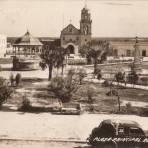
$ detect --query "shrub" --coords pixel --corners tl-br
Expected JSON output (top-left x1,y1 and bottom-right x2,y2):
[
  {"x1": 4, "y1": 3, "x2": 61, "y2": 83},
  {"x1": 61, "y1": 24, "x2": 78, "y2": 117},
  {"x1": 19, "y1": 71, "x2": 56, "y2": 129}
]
[
  {"x1": 106, "y1": 89, "x2": 118, "y2": 96},
  {"x1": 89, "y1": 105, "x2": 94, "y2": 112},
  {"x1": 139, "y1": 107, "x2": 148, "y2": 116},
  {"x1": 140, "y1": 77, "x2": 148, "y2": 85},
  {"x1": 95, "y1": 68, "x2": 102, "y2": 80},
  {"x1": 50, "y1": 70, "x2": 79, "y2": 103},
  {"x1": 77, "y1": 68, "x2": 87, "y2": 85},
  {"x1": 102, "y1": 80, "x2": 110, "y2": 87},
  {"x1": 19, "y1": 96, "x2": 31, "y2": 111},
  {"x1": 86, "y1": 85, "x2": 96, "y2": 103},
  {"x1": 9, "y1": 73, "x2": 14, "y2": 87},
  {"x1": 0, "y1": 77, "x2": 13, "y2": 108},
  {"x1": 126, "y1": 102, "x2": 132, "y2": 111},
  {"x1": 15, "y1": 73, "x2": 21, "y2": 87},
  {"x1": 115, "y1": 71, "x2": 124, "y2": 83}
]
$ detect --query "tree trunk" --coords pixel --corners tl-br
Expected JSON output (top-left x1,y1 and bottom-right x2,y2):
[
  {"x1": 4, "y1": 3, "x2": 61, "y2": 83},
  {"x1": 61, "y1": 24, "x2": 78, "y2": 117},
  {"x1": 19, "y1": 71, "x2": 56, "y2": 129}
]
[
  {"x1": 57, "y1": 68, "x2": 59, "y2": 76},
  {"x1": 117, "y1": 84, "x2": 120, "y2": 112},
  {"x1": 61, "y1": 64, "x2": 64, "y2": 76},
  {"x1": 48, "y1": 64, "x2": 53, "y2": 80},
  {"x1": 117, "y1": 95, "x2": 121, "y2": 112},
  {"x1": 94, "y1": 58, "x2": 97, "y2": 74}
]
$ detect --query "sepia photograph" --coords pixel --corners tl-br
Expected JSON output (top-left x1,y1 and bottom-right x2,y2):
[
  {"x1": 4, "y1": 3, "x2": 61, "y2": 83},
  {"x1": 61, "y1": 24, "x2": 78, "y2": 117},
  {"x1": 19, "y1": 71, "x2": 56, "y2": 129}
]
[{"x1": 0, "y1": 0, "x2": 148, "y2": 147}]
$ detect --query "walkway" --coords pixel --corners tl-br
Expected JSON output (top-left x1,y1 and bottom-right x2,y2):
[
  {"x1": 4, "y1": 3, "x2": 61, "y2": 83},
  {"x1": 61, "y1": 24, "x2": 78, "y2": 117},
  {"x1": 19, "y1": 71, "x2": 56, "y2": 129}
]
[{"x1": 85, "y1": 77, "x2": 148, "y2": 91}]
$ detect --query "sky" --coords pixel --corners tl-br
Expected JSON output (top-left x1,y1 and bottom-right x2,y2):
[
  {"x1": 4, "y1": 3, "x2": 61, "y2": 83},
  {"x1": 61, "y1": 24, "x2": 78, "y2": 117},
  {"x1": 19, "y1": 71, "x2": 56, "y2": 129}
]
[{"x1": 0, "y1": 0, "x2": 148, "y2": 37}]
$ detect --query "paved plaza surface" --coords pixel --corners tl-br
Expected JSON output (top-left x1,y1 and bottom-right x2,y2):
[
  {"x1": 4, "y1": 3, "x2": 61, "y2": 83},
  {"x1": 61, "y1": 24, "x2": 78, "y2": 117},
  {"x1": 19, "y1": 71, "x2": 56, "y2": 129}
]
[
  {"x1": 0, "y1": 112, "x2": 148, "y2": 147},
  {"x1": 0, "y1": 112, "x2": 148, "y2": 141},
  {"x1": 0, "y1": 140, "x2": 88, "y2": 148}
]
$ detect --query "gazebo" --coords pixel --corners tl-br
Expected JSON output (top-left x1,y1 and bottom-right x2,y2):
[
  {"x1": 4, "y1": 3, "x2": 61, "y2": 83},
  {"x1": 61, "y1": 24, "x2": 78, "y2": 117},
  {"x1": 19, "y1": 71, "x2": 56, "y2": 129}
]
[{"x1": 13, "y1": 30, "x2": 43, "y2": 57}]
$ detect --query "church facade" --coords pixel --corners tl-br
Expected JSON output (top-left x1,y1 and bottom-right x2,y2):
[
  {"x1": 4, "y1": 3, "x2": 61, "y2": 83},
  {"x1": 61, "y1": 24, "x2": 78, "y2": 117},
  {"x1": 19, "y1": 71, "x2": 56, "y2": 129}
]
[
  {"x1": 60, "y1": 6, "x2": 148, "y2": 58},
  {"x1": 60, "y1": 6, "x2": 92, "y2": 55}
]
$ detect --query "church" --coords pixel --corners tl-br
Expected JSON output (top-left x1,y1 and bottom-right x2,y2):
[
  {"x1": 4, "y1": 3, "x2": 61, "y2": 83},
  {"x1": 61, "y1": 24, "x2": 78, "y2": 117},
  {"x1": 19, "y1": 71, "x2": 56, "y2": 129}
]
[
  {"x1": 60, "y1": 5, "x2": 148, "y2": 58},
  {"x1": 60, "y1": 6, "x2": 92, "y2": 56}
]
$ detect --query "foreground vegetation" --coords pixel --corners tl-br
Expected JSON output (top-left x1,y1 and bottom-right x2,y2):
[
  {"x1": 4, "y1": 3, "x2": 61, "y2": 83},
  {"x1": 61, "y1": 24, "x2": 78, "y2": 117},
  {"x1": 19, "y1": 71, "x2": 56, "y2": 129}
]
[
  {"x1": 1, "y1": 73, "x2": 146, "y2": 116},
  {"x1": 0, "y1": 57, "x2": 148, "y2": 116}
]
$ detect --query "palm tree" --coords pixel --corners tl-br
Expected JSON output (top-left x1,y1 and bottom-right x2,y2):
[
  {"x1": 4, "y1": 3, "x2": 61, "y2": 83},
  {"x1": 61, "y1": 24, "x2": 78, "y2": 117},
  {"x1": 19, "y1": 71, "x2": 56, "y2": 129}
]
[
  {"x1": 40, "y1": 46, "x2": 67, "y2": 80},
  {"x1": 80, "y1": 40, "x2": 110, "y2": 74},
  {"x1": 55, "y1": 47, "x2": 67, "y2": 75}
]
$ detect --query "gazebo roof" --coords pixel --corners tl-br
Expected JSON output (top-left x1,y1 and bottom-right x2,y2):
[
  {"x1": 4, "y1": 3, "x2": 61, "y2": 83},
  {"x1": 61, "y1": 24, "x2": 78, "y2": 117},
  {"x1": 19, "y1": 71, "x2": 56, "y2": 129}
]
[{"x1": 14, "y1": 30, "x2": 43, "y2": 46}]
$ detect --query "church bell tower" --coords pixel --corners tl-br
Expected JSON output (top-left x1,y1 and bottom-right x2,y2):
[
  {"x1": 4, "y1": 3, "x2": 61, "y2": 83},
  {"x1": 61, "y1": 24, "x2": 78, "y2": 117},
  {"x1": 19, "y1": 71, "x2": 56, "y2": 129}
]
[{"x1": 80, "y1": 5, "x2": 92, "y2": 47}]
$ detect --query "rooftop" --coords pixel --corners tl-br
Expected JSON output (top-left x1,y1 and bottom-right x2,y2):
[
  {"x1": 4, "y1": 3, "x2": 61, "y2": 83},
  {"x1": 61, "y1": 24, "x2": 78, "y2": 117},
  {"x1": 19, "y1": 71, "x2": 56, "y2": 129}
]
[{"x1": 13, "y1": 30, "x2": 43, "y2": 46}]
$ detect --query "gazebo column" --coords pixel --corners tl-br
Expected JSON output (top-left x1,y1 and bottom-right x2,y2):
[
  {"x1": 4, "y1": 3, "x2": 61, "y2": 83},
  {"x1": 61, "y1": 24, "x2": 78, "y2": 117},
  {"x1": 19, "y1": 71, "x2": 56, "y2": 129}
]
[
  {"x1": 13, "y1": 46, "x2": 15, "y2": 55},
  {"x1": 39, "y1": 46, "x2": 41, "y2": 53},
  {"x1": 32, "y1": 46, "x2": 34, "y2": 55},
  {"x1": 35, "y1": 46, "x2": 37, "y2": 55},
  {"x1": 30, "y1": 47, "x2": 32, "y2": 55},
  {"x1": 18, "y1": 47, "x2": 20, "y2": 55},
  {"x1": 15, "y1": 46, "x2": 16, "y2": 55},
  {"x1": 24, "y1": 46, "x2": 26, "y2": 56}
]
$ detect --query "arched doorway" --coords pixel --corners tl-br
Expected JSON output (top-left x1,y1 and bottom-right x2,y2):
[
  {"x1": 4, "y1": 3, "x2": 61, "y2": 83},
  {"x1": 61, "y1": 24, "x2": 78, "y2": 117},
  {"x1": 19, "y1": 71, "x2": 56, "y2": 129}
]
[
  {"x1": 142, "y1": 50, "x2": 146, "y2": 57},
  {"x1": 67, "y1": 45, "x2": 75, "y2": 54}
]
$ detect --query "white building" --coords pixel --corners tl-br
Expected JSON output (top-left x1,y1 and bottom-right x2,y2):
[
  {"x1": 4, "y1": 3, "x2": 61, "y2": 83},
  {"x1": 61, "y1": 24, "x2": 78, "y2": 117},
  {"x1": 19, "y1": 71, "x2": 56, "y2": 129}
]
[{"x1": 0, "y1": 34, "x2": 7, "y2": 58}]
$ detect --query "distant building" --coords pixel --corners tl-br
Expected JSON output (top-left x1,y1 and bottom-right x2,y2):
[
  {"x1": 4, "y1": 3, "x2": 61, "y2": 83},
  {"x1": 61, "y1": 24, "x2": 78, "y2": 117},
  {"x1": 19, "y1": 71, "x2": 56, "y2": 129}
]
[
  {"x1": 39, "y1": 37, "x2": 60, "y2": 51},
  {"x1": 105, "y1": 37, "x2": 148, "y2": 58},
  {"x1": 0, "y1": 34, "x2": 7, "y2": 57}
]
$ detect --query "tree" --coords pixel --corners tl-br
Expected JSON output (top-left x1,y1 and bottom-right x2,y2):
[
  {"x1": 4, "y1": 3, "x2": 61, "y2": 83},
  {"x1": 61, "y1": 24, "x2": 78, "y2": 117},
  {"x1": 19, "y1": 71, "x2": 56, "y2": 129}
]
[
  {"x1": 55, "y1": 47, "x2": 67, "y2": 75},
  {"x1": 15, "y1": 73, "x2": 21, "y2": 87},
  {"x1": 40, "y1": 45, "x2": 67, "y2": 80},
  {"x1": 115, "y1": 71, "x2": 124, "y2": 85},
  {"x1": 9, "y1": 73, "x2": 14, "y2": 87},
  {"x1": 0, "y1": 77, "x2": 13, "y2": 108},
  {"x1": 50, "y1": 69, "x2": 79, "y2": 103},
  {"x1": 80, "y1": 40, "x2": 110, "y2": 74}
]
